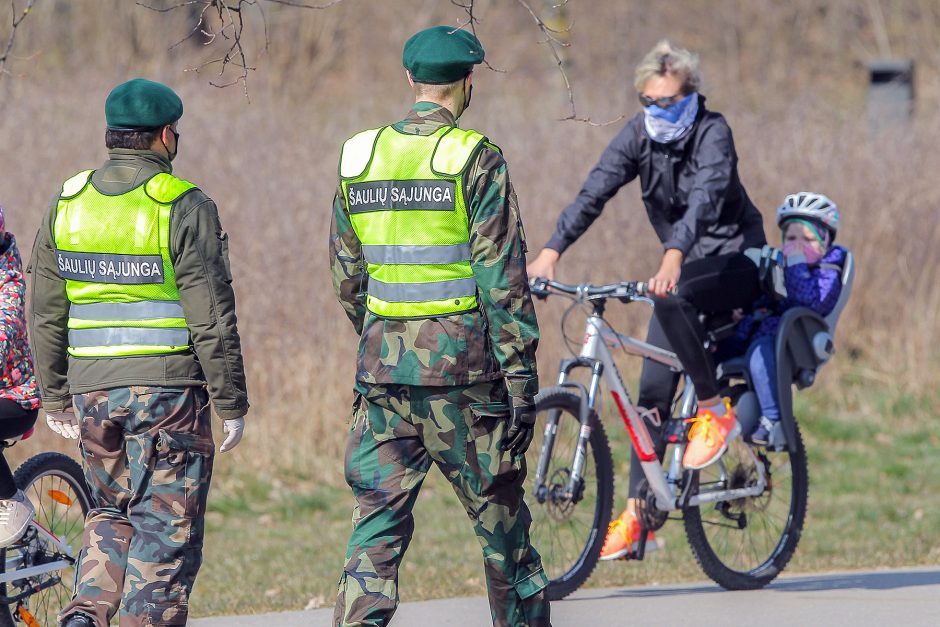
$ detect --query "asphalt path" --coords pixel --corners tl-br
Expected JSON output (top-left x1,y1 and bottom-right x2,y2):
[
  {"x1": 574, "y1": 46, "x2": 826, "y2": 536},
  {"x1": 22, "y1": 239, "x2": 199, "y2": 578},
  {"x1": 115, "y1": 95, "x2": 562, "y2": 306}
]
[{"x1": 191, "y1": 566, "x2": 940, "y2": 626}]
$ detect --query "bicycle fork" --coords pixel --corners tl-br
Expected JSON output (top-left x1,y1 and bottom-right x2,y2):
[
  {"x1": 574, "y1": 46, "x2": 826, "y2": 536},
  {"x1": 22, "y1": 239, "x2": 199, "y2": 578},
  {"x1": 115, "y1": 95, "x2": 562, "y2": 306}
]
[{"x1": 533, "y1": 360, "x2": 601, "y2": 504}]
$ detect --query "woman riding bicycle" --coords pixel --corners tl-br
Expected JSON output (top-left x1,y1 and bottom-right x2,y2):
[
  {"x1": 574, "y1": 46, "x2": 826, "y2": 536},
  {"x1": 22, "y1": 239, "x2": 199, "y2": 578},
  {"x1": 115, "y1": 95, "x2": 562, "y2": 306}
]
[
  {"x1": 527, "y1": 40, "x2": 767, "y2": 560},
  {"x1": 0, "y1": 206, "x2": 41, "y2": 547}
]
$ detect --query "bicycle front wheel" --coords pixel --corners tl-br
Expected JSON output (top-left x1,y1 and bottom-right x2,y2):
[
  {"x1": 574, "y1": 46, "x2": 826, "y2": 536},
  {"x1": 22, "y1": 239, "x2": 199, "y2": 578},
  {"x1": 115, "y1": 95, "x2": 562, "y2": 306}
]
[
  {"x1": 682, "y1": 423, "x2": 809, "y2": 590},
  {"x1": 524, "y1": 388, "x2": 613, "y2": 601},
  {"x1": 0, "y1": 452, "x2": 92, "y2": 626}
]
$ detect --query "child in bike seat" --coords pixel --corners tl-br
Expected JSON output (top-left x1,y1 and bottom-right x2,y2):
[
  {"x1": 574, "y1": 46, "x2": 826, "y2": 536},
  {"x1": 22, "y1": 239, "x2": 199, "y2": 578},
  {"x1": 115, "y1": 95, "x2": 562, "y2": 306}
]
[
  {"x1": 734, "y1": 192, "x2": 847, "y2": 447},
  {"x1": 0, "y1": 207, "x2": 40, "y2": 547}
]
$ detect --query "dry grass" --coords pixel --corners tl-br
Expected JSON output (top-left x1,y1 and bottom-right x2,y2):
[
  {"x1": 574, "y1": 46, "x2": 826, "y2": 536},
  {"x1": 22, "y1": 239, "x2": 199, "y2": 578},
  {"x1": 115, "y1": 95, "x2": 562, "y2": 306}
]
[
  {"x1": 0, "y1": 0, "x2": 939, "y2": 613},
  {"x1": 0, "y1": 0, "x2": 936, "y2": 474}
]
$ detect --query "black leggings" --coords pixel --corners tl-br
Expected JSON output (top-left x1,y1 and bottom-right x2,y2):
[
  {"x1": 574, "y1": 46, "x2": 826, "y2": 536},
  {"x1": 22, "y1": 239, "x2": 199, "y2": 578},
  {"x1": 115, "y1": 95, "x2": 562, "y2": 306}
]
[
  {"x1": 0, "y1": 399, "x2": 39, "y2": 499},
  {"x1": 628, "y1": 253, "x2": 760, "y2": 499}
]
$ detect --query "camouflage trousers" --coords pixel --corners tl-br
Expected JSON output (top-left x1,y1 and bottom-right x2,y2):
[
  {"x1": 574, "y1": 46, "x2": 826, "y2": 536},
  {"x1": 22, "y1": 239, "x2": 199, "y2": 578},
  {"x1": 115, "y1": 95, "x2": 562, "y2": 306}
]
[
  {"x1": 334, "y1": 380, "x2": 550, "y2": 627},
  {"x1": 61, "y1": 386, "x2": 214, "y2": 627}
]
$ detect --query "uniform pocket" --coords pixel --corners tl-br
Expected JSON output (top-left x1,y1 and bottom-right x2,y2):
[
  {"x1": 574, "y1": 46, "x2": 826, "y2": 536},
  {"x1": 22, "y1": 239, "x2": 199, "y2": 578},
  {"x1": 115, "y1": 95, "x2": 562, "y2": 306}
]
[
  {"x1": 146, "y1": 600, "x2": 188, "y2": 626},
  {"x1": 468, "y1": 401, "x2": 511, "y2": 440},
  {"x1": 218, "y1": 231, "x2": 233, "y2": 283},
  {"x1": 151, "y1": 429, "x2": 214, "y2": 519}
]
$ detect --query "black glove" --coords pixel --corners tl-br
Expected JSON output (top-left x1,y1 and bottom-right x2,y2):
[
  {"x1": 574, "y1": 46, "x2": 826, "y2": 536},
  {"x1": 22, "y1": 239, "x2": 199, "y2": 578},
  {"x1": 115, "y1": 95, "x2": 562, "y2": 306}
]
[{"x1": 501, "y1": 401, "x2": 537, "y2": 456}]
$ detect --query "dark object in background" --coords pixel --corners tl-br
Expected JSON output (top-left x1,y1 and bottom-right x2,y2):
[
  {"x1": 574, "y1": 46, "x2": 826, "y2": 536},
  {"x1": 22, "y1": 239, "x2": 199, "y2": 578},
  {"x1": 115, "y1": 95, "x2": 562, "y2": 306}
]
[{"x1": 868, "y1": 59, "x2": 914, "y2": 134}]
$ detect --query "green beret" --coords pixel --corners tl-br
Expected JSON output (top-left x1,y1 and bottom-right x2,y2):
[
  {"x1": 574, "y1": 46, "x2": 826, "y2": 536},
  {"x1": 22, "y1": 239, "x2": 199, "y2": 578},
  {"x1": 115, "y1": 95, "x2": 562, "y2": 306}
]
[
  {"x1": 403, "y1": 26, "x2": 485, "y2": 84},
  {"x1": 105, "y1": 78, "x2": 183, "y2": 131}
]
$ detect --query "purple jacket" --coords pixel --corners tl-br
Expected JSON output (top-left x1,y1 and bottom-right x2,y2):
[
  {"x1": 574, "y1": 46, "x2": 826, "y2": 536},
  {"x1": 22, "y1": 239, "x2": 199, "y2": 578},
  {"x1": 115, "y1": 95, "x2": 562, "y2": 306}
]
[{"x1": 736, "y1": 245, "x2": 848, "y2": 341}]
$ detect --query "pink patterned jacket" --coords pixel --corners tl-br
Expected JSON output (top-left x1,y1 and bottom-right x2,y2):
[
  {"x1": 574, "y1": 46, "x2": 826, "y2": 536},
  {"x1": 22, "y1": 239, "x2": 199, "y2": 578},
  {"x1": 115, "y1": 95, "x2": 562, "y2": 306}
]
[{"x1": 0, "y1": 234, "x2": 40, "y2": 410}]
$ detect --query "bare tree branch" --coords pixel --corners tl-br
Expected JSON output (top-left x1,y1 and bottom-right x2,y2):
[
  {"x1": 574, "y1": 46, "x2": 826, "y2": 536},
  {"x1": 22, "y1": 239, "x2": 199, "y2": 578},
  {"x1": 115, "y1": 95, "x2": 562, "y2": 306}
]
[
  {"x1": 514, "y1": 0, "x2": 621, "y2": 125},
  {"x1": 140, "y1": 0, "x2": 617, "y2": 124},
  {"x1": 0, "y1": 0, "x2": 37, "y2": 80},
  {"x1": 449, "y1": 0, "x2": 506, "y2": 73},
  {"x1": 454, "y1": 0, "x2": 619, "y2": 125},
  {"x1": 139, "y1": 0, "x2": 342, "y2": 97}
]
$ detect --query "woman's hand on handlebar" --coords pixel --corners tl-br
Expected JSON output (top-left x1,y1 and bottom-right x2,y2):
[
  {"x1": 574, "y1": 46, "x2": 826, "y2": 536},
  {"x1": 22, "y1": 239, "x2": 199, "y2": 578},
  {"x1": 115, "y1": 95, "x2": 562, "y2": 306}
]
[
  {"x1": 648, "y1": 249, "x2": 683, "y2": 298},
  {"x1": 526, "y1": 248, "x2": 560, "y2": 281}
]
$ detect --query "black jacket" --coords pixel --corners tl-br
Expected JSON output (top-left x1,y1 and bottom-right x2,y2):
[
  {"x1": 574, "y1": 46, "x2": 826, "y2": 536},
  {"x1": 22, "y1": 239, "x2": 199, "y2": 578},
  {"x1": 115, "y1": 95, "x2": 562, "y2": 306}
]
[{"x1": 546, "y1": 96, "x2": 766, "y2": 261}]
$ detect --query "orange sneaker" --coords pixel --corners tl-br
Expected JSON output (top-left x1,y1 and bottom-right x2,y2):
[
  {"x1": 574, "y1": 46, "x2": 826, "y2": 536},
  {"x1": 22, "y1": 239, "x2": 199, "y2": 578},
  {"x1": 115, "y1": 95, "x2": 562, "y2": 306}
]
[
  {"x1": 682, "y1": 398, "x2": 741, "y2": 470},
  {"x1": 599, "y1": 510, "x2": 658, "y2": 561}
]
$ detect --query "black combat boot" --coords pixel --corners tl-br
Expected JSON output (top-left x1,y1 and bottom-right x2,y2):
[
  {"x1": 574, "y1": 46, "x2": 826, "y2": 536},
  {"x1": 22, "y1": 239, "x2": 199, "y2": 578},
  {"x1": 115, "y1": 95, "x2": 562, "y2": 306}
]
[{"x1": 61, "y1": 613, "x2": 95, "y2": 627}]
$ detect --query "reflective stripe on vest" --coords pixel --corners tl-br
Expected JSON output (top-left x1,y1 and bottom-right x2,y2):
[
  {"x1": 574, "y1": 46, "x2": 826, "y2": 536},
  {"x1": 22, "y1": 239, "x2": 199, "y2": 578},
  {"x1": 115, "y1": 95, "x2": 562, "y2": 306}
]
[
  {"x1": 340, "y1": 125, "x2": 485, "y2": 318},
  {"x1": 368, "y1": 276, "x2": 477, "y2": 302},
  {"x1": 68, "y1": 328, "x2": 190, "y2": 349},
  {"x1": 54, "y1": 171, "x2": 196, "y2": 357},
  {"x1": 361, "y1": 243, "x2": 471, "y2": 265},
  {"x1": 69, "y1": 301, "x2": 186, "y2": 321}
]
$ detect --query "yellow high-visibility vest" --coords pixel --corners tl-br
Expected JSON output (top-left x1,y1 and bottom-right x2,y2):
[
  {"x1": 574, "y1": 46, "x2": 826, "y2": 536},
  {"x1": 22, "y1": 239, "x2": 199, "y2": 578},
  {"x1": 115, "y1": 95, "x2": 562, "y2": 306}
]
[
  {"x1": 340, "y1": 125, "x2": 489, "y2": 318},
  {"x1": 53, "y1": 170, "x2": 195, "y2": 357}
]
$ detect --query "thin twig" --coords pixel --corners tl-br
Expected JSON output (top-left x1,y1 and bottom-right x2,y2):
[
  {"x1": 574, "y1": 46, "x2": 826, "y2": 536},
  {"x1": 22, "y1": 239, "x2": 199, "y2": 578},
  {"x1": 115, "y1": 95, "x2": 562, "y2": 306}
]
[
  {"x1": 0, "y1": 0, "x2": 37, "y2": 79},
  {"x1": 450, "y1": 0, "x2": 506, "y2": 73},
  {"x1": 514, "y1": 0, "x2": 622, "y2": 125}
]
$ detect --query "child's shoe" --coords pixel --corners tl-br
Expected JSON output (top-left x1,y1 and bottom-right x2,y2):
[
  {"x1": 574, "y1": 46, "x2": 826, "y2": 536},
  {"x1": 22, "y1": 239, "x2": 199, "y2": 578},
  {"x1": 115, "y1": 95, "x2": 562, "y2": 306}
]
[
  {"x1": 0, "y1": 490, "x2": 34, "y2": 548},
  {"x1": 599, "y1": 509, "x2": 658, "y2": 561},
  {"x1": 750, "y1": 416, "x2": 785, "y2": 449},
  {"x1": 682, "y1": 398, "x2": 740, "y2": 470}
]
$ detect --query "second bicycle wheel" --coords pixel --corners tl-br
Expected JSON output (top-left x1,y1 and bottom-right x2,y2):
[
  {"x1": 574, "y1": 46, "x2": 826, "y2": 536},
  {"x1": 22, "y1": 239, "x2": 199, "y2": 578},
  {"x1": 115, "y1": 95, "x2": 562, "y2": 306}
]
[
  {"x1": 0, "y1": 452, "x2": 92, "y2": 626},
  {"x1": 682, "y1": 422, "x2": 809, "y2": 590},
  {"x1": 524, "y1": 387, "x2": 613, "y2": 601}
]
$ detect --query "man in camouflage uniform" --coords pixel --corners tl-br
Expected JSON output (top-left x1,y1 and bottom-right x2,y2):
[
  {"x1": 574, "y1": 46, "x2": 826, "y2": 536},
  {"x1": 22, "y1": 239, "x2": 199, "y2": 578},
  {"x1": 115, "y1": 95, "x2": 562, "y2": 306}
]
[
  {"x1": 29, "y1": 79, "x2": 249, "y2": 627},
  {"x1": 331, "y1": 27, "x2": 549, "y2": 627}
]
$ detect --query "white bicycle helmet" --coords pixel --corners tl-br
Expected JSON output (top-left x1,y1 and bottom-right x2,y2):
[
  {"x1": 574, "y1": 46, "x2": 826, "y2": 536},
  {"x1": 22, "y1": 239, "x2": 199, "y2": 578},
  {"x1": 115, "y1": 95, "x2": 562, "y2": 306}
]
[{"x1": 776, "y1": 192, "x2": 840, "y2": 241}]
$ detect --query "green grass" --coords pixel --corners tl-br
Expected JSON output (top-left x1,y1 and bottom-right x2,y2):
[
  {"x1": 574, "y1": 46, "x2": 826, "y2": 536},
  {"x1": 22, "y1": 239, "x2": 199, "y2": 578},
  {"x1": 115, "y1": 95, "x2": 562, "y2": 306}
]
[{"x1": 190, "y1": 381, "x2": 940, "y2": 617}]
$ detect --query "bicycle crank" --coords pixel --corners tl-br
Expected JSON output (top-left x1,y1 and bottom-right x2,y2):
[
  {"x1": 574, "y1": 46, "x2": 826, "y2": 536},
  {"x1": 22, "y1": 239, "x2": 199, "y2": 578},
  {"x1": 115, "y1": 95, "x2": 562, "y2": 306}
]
[{"x1": 636, "y1": 479, "x2": 668, "y2": 531}]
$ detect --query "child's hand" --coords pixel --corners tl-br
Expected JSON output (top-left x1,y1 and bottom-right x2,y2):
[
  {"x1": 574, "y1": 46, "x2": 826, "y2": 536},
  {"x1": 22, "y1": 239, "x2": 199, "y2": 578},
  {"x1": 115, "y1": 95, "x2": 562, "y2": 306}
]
[
  {"x1": 732, "y1": 308, "x2": 744, "y2": 322},
  {"x1": 783, "y1": 241, "x2": 803, "y2": 259}
]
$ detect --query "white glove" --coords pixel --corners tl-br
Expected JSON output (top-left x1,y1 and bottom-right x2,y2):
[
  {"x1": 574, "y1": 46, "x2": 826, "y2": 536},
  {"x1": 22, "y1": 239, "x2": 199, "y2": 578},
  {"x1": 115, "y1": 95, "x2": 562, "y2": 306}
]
[
  {"x1": 220, "y1": 417, "x2": 245, "y2": 453},
  {"x1": 46, "y1": 409, "x2": 80, "y2": 440}
]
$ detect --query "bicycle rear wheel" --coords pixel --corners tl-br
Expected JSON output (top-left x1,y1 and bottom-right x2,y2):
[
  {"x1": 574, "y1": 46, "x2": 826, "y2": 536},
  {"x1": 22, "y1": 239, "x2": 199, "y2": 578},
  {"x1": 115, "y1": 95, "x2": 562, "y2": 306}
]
[
  {"x1": 0, "y1": 452, "x2": 92, "y2": 626},
  {"x1": 682, "y1": 423, "x2": 808, "y2": 590},
  {"x1": 524, "y1": 388, "x2": 613, "y2": 601}
]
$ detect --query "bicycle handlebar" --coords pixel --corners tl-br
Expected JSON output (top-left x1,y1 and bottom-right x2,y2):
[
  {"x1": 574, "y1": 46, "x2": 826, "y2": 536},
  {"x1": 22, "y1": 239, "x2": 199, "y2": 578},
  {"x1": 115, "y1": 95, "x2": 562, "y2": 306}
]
[{"x1": 529, "y1": 277, "x2": 676, "y2": 302}]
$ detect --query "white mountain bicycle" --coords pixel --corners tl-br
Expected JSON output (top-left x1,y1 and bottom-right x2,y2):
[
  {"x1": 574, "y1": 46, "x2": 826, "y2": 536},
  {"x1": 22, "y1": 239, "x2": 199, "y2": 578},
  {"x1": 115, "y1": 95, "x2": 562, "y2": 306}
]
[
  {"x1": 525, "y1": 266, "x2": 852, "y2": 600},
  {"x1": 0, "y1": 430, "x2": 91, "y2": 626}
]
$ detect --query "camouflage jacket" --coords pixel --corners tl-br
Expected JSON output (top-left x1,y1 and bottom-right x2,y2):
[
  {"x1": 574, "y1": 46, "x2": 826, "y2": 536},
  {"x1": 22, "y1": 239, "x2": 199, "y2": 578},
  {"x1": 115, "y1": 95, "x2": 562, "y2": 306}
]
[{"x1": 330, "y1": 103, "x2": 539, "y2": 402}]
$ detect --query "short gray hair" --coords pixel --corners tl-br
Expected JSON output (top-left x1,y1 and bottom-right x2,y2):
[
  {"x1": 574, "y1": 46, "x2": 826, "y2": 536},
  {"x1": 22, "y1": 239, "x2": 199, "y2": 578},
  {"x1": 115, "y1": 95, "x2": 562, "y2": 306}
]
[
  {"x1": 411, "y1": 74, "x2": 466, "y2": 101},
  {"x1": 634, "y1": 40, "x2": 701, "y2": 94}
]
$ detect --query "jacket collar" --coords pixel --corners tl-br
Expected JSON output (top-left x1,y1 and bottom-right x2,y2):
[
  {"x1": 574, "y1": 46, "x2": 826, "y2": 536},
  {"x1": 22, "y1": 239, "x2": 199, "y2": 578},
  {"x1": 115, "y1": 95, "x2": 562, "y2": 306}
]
[
  {"x1": 93, "y1": 150, "x2": 172, "y2": 194},
  {"x1": 392, "y1": 102, "x2": 458, "y2": 135},
  {"x1": 105, "y1": 149, "x2": 172, "y2": 174}
]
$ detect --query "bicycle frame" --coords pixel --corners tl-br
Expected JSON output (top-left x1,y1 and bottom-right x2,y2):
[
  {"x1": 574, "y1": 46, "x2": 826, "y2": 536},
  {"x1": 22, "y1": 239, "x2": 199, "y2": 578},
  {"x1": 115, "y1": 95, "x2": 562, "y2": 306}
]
[
  {"x1": 0, "y1": 522, "x2": 75, "y2": 585},
  {"x1": 534, "y1": 303, "x2": 768, "y2": 512}
]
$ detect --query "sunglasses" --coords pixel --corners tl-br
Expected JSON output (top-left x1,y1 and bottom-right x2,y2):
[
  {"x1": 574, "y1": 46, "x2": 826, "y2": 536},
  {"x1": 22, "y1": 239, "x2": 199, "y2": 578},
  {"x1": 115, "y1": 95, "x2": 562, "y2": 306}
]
[{"x1": 638, "y1": 93, "x2": 684, "y2": 109}]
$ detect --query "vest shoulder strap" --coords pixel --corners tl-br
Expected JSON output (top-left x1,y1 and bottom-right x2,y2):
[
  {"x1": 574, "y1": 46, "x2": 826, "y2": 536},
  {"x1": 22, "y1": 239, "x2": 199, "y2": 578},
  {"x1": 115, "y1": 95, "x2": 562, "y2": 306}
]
[
  {"x1": 483, "y1": 140, "x2": 502, "y2": 155},
  {"x1": 340, "y1": 127, "x2": 383, "y2": 180},
  {"x1": 145, "y1": 173, "x2": 198, "y2": 204},
  {"x1": 432, "y1": 128, "x2": 487, "y2": 176},
  {"x1": 60, "y1": 170, "x2": 94, "y2": 200}
]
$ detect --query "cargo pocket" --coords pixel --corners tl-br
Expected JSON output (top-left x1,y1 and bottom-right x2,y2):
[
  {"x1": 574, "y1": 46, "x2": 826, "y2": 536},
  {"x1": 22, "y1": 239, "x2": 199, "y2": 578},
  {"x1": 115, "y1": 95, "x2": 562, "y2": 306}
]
[
  {"x1": 468, "y1": 401, "x2": 511, "y2": 440},
  {"x1": 466, "y1": 401, "x2": 514, "y2": 498},
  {"x1": 515, "y1": 567, "x2": 549, "y2": 600},
  {"x1": 151, "y1": 429, "x2": 214, "y2": 520},
  {"x1": 146, "y1": 600, "x2": 188, "y2": 626}
]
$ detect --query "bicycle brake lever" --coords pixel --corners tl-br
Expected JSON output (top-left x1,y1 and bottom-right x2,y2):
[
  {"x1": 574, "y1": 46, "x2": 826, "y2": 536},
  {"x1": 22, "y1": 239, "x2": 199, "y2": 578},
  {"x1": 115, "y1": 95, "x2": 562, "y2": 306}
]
[{"x1": 529, "y1": 277, "x2": 550, "y2": 300}]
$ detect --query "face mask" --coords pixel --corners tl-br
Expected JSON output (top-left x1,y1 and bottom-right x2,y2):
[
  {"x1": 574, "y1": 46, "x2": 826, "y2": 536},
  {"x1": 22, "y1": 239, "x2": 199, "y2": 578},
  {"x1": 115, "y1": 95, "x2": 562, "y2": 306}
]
[
  {"x1": 162, "y1": 127, "x2": 179, "y2": 162},
  {"x1": 645, "y1": 92, "x2": 696, "y2": 124},
  {"x1": 458, "y1": 77, "x2": 472, "y2": 118},
  {"x1": 643, "y1": 92, "x2": 699, "y2": 143}
]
